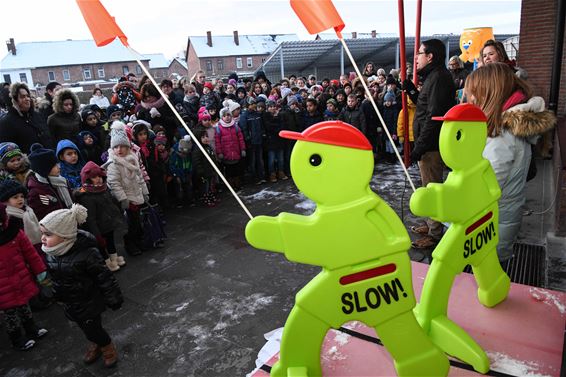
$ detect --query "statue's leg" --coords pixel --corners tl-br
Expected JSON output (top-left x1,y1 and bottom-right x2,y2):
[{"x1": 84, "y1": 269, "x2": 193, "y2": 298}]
[
  {"x1": 376, "y1": 311, "x2": 450, "y2": 377},
  {"x1": 270, "y1": 306, "x2": 330, "y2": 377},
  {"x1": 414, "y1": 260, "x2": 455, "y2": 332},
  {"x1": 473, "y1": 247, "x2": 511, "y2": 307}
]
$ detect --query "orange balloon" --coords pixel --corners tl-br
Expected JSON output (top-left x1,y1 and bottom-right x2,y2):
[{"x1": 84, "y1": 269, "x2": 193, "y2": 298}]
[
  {"x1": 290, "y1": 0, "x2": 345, "y2": 36},
  {"x1": 76, "y1": 0, "x2": 129, "y2": 47}
]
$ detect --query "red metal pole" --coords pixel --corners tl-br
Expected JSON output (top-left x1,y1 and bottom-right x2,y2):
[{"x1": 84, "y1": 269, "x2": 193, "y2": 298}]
[
  {"x1": 413, "y1": 0, "x2": 422, "y2": 85},
  {"x1": 398, "y1": 0, "x2": 410, "y2": 166}
]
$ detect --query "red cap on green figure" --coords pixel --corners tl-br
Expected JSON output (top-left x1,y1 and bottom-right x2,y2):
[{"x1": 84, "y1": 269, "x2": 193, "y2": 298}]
[
  {"x1": 432, "y1": 103, "x2": 487, "y2": 122},
  {"x1": 280, "y1": 121, "x2": 373, "y2": 151}
]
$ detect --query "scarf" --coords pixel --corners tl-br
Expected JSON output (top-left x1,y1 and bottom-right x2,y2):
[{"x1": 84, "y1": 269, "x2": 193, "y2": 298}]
[
  {"x1": 184, "y1": 94, "x2": 199, "y2": 102},
  {"x1": 109, "y1": 150, "x2": 141, "y2": 180},
  {"x1": 79, "y1": 182, "x2": 107, "y2": 194},
  {"x1": 42, "y1": 237, "x2": 75, "y2": 257},
  {"x1": 36, "y1": 173, "x2": 74, "y2": 208},
  {"x1": 503, "y1": 90, "x2": 528, "y2": 112},
  {"x1": 138, "y1": 141, "x2": 150, "y2": 159},
  {"x1": 219, "y1": 118, "x2": 235, "y2": 128},
  {"x1": 140, "y1": 96, "x2": 165, "y2": 110},
  {"x1": 5, "y1": 205, "x2": 42, "y2": 245}
]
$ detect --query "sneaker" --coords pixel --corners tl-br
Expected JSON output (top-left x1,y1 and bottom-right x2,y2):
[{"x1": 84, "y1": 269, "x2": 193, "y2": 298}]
[
  {"x1": 411, "y1": 235, "x2": 439, "y2": 249},
  {"x1": 410, "y1": 224, "x2": 429, "y2": 235}
]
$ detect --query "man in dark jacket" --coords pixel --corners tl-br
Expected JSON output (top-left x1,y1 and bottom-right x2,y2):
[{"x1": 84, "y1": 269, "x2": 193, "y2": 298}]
[
  {"x1": 339, "y1": 94, "x2": 367, "y2": 134},
  {"x1": 37, "y1": 81, "x2": 61, "y2": 124},
  {"x1": 0, "y1": 83, "x2": 55, "y2": 152},
  {"x1": 405, "y1": 39, "x2": 456, "y2": 249}
]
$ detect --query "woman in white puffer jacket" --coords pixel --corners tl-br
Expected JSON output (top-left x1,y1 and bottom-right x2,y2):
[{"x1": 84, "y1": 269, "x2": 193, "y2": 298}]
[{"x1": 465, "y1": 63, "x2": 556, "y2": 262}]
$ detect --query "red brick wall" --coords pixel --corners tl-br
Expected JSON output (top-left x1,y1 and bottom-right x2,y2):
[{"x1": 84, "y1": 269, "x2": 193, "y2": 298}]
[
  {"x1": 518, "y1": 0, "x2": 566, "y2": 117},
  {"x1": 30, "y1": 60, "x2": 150, "y2": 86},
  {"x1": 198, "y1": 55, "x2": 267, "y2": 78},
  {"x1": 167, "y1": 60, "x2": 188, "y2": 78},
  {"x1": 187, "y1": 42, "x2": 201, "y2": 79}
]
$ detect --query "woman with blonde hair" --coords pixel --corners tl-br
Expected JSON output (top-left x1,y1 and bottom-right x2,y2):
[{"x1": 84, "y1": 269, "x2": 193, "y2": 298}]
[{"x1": 464, "y1": 62, "x2": 555, "y2": 262}]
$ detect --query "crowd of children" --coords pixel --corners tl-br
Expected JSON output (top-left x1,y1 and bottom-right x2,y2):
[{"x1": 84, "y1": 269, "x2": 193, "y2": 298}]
[{"x1": 0, "y1": 66, "x2": 413, "y2": 367}]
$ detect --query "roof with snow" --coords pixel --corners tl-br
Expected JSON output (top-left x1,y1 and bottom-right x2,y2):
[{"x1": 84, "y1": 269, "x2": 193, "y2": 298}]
[
  {"x1": 188, "y1": 34, "x2": 300, "y2": 58},
  {"x1": 0, "y1": 39, "x2": 147, "y2": 70},
  {"x1": 172, "y1": 58, "x2": 187, "y2": 69},
  {"x1": 144, "y1": 53, "x2": 169, "y2": 69}
]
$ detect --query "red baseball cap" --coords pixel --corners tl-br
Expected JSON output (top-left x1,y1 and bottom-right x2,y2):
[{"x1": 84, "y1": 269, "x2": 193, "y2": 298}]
[
  {"x1": 432, "y1": 103, "x2": 487, "y2": 122},
  {"x1": 279, "y1": 121, "x2": 372, "y2": 150}
]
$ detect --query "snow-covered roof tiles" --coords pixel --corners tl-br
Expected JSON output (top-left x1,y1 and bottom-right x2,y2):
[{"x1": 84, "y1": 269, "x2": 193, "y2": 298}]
[
  {"x1": 144, "y1": 53, "x2": 170, "y2": 69},
  {"x1": 172, "y1": 58, "x2": 188, "y2": 69},
  {"x1": 0, "y1": 39, "x2": 147, "y2": 70},
  {"x1": 189, "y1": 34, "x2": 300, "y2": 58}
]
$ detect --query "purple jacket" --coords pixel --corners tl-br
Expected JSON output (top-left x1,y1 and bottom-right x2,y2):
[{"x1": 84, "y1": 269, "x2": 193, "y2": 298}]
[{"x1": 214, "y1": 122, "x2": 246, "y2": 161}]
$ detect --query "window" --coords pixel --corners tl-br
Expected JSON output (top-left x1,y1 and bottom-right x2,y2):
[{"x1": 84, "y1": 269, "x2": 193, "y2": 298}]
[
  {"x1": 2, "y1": 74, "x2": 10, "y2": 84},
  {"x1": 261, "y1": 58, "x2": 266, "y2": 62},
  {"x1": 236, "y1": 58, "x2": 243, "y2": 69},
  {"x1": 217, "y1": 59, "x2": 224, "y2": 71},
  {"x1": 19, "y1": 73, "x2": 27, "y2": 83},
  {"x1": 83, "y1": 67, "x2": 92, "y2": 80},
  {"x1": 247, "y1": 57, "x2": 253, "y2": 68},
  {"x1": 122, "y1": 65, "x2": 129, "y2": 75},
  {"x1": 97, "y1": 66, "x2": 105, "y2": 78},
  {"x1": 48, "y1": 71, "x2": 55, "y2": 81},
  {"x1": 62, "y1": 69, "x2": 70, "y2": 81},
  {"x1": 136, "y1": 65, "x2": 142, "y2": 74},
  {"x1": 206, "y1": 60, "x2": 213, "y2": 71}
]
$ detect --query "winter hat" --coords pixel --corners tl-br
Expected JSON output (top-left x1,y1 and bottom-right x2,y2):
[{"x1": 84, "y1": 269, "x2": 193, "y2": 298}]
[
  {"x1": 246, "y1": 97, "x2": 256, "y2": 105},
  {"x1": 132, "y1": 119, "x2": 151, "y2": 137},
  {"x1": 280, "y1": 87, "x2": 292, "y2": 99},
  {"x1": 203, "y1": 82, "x2": 213, "y2": 90},
  {"x1": 106, "y1": 104, "x2": 123, "y2": 118},
  {"x1": 223, "y1": 99, "x2": 240, "y2": 114},
  {"x1": 78, "y1": 130, "x2": 97, "y2": 144},
  {"x1": 228, "y1": 72, "x2": 239, "y2": 82},
  {"x1": 385, "y1": 75, "x2": 397, "y2": 86},
  {"x1": 326, "y1": 98, "x2": 338, "y2": 107},
  {"x1": 228, "y1": 79, "x2": 237, "y2": 87},
  {"x1": 198, "y1": 111, "x2": 211, "y2": 122},
  {"x1": 265, "y1": 100, "x2": 276, "y2": 108},
  {"x1": 219, "y1": 107, "x2": 231, "y2": 118},
  {"x1": 80, "y1": 108, "x2": 96, "y2": 121},
  {"x1": 80, "y1": 161, "x2": 106, "y2": 185},
  {"x1": 287, "y1": 95, "x2": 299, "y2": 106},
  {"x1": 154, "y1": 135, "x2": 168, "y2": 146},
  {"x1": 0, "y1": 179, "x2": 28, "y2": 202},
  {"x1": 29, "y1": 143, "x2": 58, "y2": 178},
  {"x1": 56, "y1": 139, "x2": 80, "y2": 159},
  {"x1": 110, "y1": 121, "x2": 131, "y2": 148},
  {"x1": 0, "y1": 142, "x2": 23, "y2": 165},
  {"x1": 256, "y1": 94, "x2": 268, "y2": 103},
  {"x1": 178, "y1": 135, "x2": 192, "y2": 153},
  {"x1": 384, "y1": 90, "x2": 396, "y2": 103},
  {"x1": 39, "y1": 204, "x2": 88, "y2": 239},
  {"x1": 309, "y1": 85, "x2": 322, "y2": 94},
  {"x1": 197, "y1": 106, "x2": 208, "y2": 116},
  {"x1": 330, "y1": 79, "x2": 340, "y2": 88}
]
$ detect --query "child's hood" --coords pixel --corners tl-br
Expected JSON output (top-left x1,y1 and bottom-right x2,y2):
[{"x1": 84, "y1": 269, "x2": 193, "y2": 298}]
[{"x1": 56, "y1": 139, "x2": 81, "y2": 158}]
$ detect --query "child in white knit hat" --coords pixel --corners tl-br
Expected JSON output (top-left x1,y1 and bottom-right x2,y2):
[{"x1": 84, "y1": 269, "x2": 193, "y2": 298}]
[
  {"x1": 103, "y1": 121, "x2": 149, "y2": 256},
  {"x1": 39, "y1": 204, "x2": 123, "y2": 368}
]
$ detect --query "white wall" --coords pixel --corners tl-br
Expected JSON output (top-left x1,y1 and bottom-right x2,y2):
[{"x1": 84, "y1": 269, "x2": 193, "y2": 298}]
[{"x1": 0, "y1": 69, "x2": 34, "y2": 88}]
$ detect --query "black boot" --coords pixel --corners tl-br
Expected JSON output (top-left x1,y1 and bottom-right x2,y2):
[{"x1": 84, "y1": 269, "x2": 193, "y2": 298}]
[
  {"x1": 8, "y1": 329, "x2": 35, "y2": 350},
  {"x1": 123, "y1": 234, "x2": 142, "y2": 256},
  {"x1": 22, "y1": 319, "x2": 48, "y2": 339}
]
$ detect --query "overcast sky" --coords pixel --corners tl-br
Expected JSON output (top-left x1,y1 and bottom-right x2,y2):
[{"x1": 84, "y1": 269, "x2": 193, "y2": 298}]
[{"x1": 1, "y1": 0, "x2": 521, "y2": 59}]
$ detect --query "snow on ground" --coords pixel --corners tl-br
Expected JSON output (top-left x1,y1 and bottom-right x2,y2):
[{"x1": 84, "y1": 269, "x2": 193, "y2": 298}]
[{"x1": 488, "y1": 351, "x2": 552, "y2": 377}]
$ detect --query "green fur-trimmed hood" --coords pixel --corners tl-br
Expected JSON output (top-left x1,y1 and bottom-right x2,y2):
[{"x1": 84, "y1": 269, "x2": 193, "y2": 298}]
[
  {"x1": 502, "y1": 96, "x2": 556, "y2": 138},
  {"x1": 52, "y1": 88, "x2": 80, "y2": 114}
]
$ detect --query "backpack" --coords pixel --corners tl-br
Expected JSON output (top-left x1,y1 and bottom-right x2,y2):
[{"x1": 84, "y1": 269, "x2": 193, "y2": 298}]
[{"x1": 116, "y1": 86, "x2": 137, "y2": 111}]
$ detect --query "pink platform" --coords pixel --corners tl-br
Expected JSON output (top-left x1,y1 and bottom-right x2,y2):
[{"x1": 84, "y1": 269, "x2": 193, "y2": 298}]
[{"x1": 251, "y1": 262, "x2": 565, "y2": 376}]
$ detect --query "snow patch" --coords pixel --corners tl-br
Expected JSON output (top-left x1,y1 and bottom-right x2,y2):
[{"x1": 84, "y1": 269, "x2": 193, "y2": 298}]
[
  {"x1": 175, "y1": 302, "x2": 190, "y2": 312},
  {"x1": 243, "y1": 189, "x2": 283, "y2": 200},
  {"x1": 324, "y1": 345, "x2": 347, "y2": 361},
  {"x1": 333, "y1": 331, "x2": 351, "y2": 346},
  {"x1": 488, "y1": 351, "x2": 551, "y2": 377},
  {"x1": 529, "y1": 288, "x2": 566, "y2": 314},
  {"x1": 209, "y1": 293, "x2": 275, "y2": 331},
  {"x1": 295, "y1": 199, "x2": 316, "y2": 211},
  {"x1": 206, "y1": 259, "x2": 216, "y2": 267}
]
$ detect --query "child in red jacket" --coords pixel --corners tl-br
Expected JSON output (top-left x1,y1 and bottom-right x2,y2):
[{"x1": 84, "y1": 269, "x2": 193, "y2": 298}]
[{"x1": 0, "y1": 203, "x2": 48, "y2": 350}]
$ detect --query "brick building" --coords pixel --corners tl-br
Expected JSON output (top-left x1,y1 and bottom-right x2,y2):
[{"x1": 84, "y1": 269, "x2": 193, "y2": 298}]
[
  {"x1": 518, "y1": 0, "x2": 566, "y2": 234},
  {"x1": 145, "y1": 53, "x2": 189, "y2": 80},
  {"x1": 185, "y1": 31, "x2": 299, "y2": 79}
]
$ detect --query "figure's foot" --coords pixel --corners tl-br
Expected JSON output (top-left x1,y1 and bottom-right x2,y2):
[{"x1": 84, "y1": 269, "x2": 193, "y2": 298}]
[
  {"x1": 394, "y1": 345, "x2": 449, "y2": 377},
  {"x1": 478, "y1": 272, "x2": 510, "y2": 307}
]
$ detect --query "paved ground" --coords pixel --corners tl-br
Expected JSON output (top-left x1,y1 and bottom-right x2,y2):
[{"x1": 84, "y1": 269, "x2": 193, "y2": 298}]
[{"x1": 0, "y1": 159, "x2": 561, "y2": 377}]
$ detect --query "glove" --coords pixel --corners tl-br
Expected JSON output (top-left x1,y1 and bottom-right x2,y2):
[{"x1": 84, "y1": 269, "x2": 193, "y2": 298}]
[
  {"x1": 218, "y1": 154, "x2": 224, "y2": 161},
  {"x1": 149, "y1": 107, "x2": 161, "y2": 118},
  {"x1": 120, "y1": 199, "x2": 129, "y2": 210},
  {"x1": 410, "y1": 149, "x2": 422, "y2": 164},
  {"x1": 36, "y1": 271, "x2": 47, "y2": 283},
  {"x1": 241, "y1": 150, "x2": 246, "y2": 158},
  {"x1": 401, "y1": 79, "x2": 419, "y2": 103}
]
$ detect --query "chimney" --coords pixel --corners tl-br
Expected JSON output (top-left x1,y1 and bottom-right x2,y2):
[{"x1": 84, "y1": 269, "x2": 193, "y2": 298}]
[
  {"x1": 371, "y1": 30, "x2": 376, "y2": 38},
  {"x1": 6, "y1": 38, "x2": 16, "y2": 55},
  {"x1": 206, "y1": 31, "x2": 212, "y2": 47},
  {"x1": 351, "y1": 32, "x2": 357, "y2": 39},
  {"x1": 233, "y1": 30, "x2": 239, "y2": 46}
]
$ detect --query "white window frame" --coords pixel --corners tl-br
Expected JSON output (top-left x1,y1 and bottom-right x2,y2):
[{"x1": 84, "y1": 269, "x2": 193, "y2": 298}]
[
  {"x1": 97, "y1": 67, "x2": 105, "y2": 78},
  {"x1": 62, "y1": 69, "x2": 70, "y2": 81},
  {"x1": 19, "y1": 73, "x2": 28, "y2": 83},
  {"x1": 83, "y1": 67, "x2": 92, "y2": 80},
  {"x1": 122, "y1": 65, "x2": 129, "y2": 75},
  {"x1": 48, "y1": 71, "x2": 55, "y2": 81},
  {"x1": 136, "y1": 65, "x2": 142, "y2": 74},
  {"x1": 247, "y1": 57, "x2": 253, "y2": 68},
  {"x1": 217, "y1": 59, "x2": 224, "y2": 71},
  {"x1": 206, "y1": 60, "x2": 213, "y2": 71},
  {"x1": 236, "y1": 57, "x2": 243, "y2": 69}
]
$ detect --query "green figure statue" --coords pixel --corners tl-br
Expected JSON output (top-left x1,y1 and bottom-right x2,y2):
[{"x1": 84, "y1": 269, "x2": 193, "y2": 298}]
[
  {"x1": 410, "y1": 104, "x2": 511, "y2": 373},
  {"x1": 246, "y1": 121, "x2": 449, "y2": 377}
]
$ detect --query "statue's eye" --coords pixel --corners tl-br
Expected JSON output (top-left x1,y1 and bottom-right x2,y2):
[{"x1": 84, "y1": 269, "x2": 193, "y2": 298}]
[
  {"x1": 456, "y1": 130, "x2": 462, "y2": 141},
  {"x1": 309, "y1": 154, "x2": 322, "y2": 166}
]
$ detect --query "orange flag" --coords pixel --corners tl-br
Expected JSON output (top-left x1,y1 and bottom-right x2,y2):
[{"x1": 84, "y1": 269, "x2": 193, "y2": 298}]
[
  {"x1": 76, "y1": 0, "x2": 128, "y2": 47},
  {"x1": 290, "y1": 0, "x2": 345, "y2": 37}
]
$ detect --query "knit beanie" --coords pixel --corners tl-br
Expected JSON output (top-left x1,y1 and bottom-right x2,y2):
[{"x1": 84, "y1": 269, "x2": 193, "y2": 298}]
[
  {"x1": 39, "y1": 204, "x2": 88, "y2": 239},
  {"x1": 28, "y1": 143, "x2": 58, "y2": 178},
  {"x1": 256, "y1": 94, "x2": 268, "y2": 103},
  {"x1": 223, "y1": 99, "x2": 240, "y2": 114},
  {"x1": 203, "y1": 82, "x2": 213, "y2": 90},
  {"x1": 384, "y1": 90, "x2": 396, "y2": 103},
  {"x1": 154, "y1": 135, "x2": 168, "y2": 146},
  {"x1": 287, "y1": 95, "x2": 299, "y2": 106},
  {"x1": 197, "y1": 106, "x2": 208, "y2": 116},
  {"x1": 178, "y1": 135, "x2": 192, "y2": 153},
  {"x1": 280, "y1": 87, "x2": 292, "y2": 99},
  {"x1": 0, "y1": 142, "x2": 23, "y2": 165},
  {"x1": 0, "y1": 179, "x2": 27, "y2": 202},
  {"x1": 228, "y1": 79, "x2": 237, "y2": 87},
  {"x1": 132, "y1": 120, "x2": 151, "y2": 137},
  {"x1": 385, "y1": 75, "x2": 397, "y2": 86},
  {"x1": 110, "y1": 121, "x2": 131, "y2": 148},
  {"x1": 81, "y1": 108, "x2": 96, "y2": 121},
  {"x1": 219, "y1": 107, "x2": 231, "y2": 118},
  {"x1": 326, "y1": 98, "x2": 338, "y2": 107},
  {"x1": 106, "y1": 104, "x2": 123, "y2": 119},
  {"x1": 80, "y1": 161, "x2": 106, "y2": 185},
  {"x1": 198, "y1": 111, "x2": 211, "y2": 122}
]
